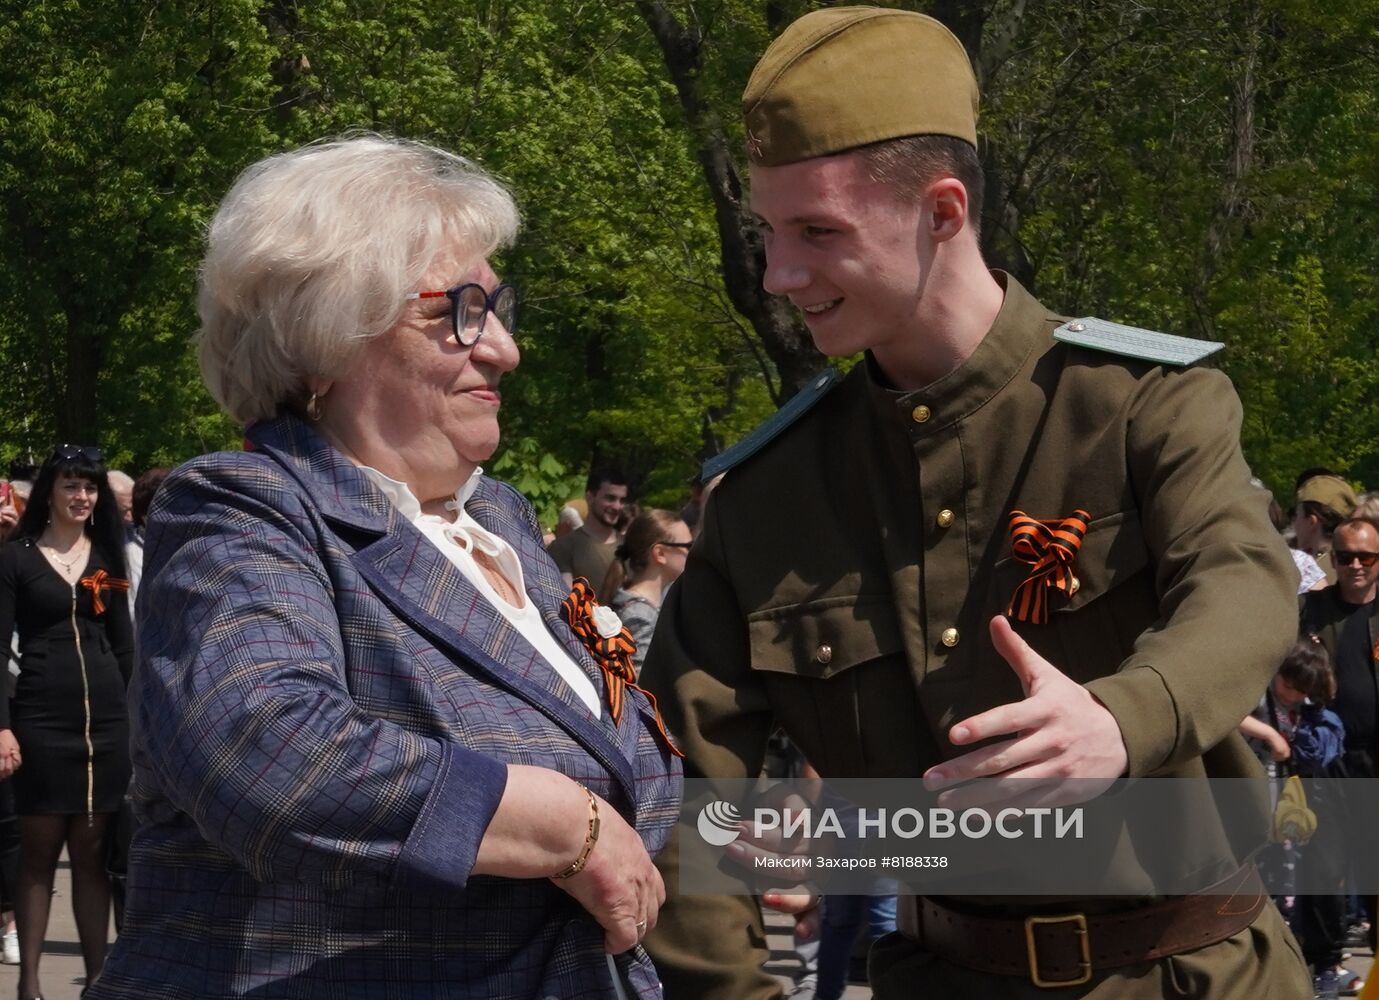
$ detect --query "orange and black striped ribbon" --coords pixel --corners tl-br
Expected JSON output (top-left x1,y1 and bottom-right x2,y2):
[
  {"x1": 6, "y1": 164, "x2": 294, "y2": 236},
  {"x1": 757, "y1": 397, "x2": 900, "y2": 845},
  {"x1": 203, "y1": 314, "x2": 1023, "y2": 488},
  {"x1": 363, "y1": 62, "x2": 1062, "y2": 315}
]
[
  {"x1": 1005, "y1": 509, "x2": 1091, "y2": 624},
  {"x1": 561, "y1": 578, "x2": 685, "y2": 758},
  {"x1": 78, "y1": 568, "x2": 130, "y2": 616}
]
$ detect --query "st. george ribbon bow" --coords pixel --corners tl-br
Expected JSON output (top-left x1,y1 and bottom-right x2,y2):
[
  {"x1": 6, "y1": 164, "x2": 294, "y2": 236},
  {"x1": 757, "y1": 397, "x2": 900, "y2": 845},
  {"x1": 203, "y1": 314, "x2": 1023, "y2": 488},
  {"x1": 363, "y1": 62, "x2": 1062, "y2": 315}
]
[
  {"x1": 79, "y1": 568, "x2": 130, "y2": 615},
  {"x1": 561, "y1": 578, "x2": 684, "y2": 758},
  {"x1": 1005, "y1": 509, "x2": 1091, "y2": 624}
]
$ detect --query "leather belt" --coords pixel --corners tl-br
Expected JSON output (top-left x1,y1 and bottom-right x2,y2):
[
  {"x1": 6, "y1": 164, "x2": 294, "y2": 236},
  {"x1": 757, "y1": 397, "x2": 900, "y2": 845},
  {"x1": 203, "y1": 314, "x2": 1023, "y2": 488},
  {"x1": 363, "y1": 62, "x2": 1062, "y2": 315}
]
[{"x1": 895, "y1": 865, "x2": 1267, "y2": 989}]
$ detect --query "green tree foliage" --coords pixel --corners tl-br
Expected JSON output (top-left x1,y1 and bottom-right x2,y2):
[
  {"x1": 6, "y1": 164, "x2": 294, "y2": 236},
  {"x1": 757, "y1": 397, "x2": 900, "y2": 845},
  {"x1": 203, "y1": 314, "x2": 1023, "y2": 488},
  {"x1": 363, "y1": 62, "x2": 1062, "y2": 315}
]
[
  {"x1": 0, "y1": 0, "x2": 280, "y2": 468},
  {"x1": 968, "y1": 0, "x2": 1379, "y2": 493},
  {"x1": 1, "y1": 0, "x2": 1376, "y2": 514},
  {"x1": 0, "y1": 0, "x2": 773, "y2": 509}
]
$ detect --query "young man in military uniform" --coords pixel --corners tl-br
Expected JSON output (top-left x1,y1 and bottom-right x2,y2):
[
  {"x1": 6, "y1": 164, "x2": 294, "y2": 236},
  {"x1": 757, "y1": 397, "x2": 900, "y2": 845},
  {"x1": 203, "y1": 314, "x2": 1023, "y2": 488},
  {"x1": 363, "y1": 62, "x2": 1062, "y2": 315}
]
[{"x1": 641, "y1": 7, "x2": 1311, "y2": 998}]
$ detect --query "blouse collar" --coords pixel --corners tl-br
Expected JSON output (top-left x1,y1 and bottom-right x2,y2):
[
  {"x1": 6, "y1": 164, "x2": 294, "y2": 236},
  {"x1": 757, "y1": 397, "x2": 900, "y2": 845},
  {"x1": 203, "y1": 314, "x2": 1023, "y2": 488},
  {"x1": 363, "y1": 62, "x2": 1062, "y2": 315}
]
[{"x1": 357, "y1": 465, "x2": 484, "y2": 523}]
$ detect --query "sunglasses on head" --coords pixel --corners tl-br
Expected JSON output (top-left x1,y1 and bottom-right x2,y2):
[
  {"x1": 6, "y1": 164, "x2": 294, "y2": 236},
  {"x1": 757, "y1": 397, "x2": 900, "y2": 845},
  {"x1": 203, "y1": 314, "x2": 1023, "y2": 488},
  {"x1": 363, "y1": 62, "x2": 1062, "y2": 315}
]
[
  {"x1": 51, "y1": 444, "x2": 104, "y2": 464},
  {"x1": 1333, "y1": 549, "x2": 1379, "y2": 568}
]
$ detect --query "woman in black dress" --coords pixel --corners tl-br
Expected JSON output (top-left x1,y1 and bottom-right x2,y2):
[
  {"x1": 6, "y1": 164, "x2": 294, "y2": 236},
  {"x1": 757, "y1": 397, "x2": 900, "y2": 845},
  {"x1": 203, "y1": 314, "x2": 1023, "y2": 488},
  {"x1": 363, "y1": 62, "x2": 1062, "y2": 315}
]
[{"x1": 0, "y1": 445, "x2": 132, "y2": 999}]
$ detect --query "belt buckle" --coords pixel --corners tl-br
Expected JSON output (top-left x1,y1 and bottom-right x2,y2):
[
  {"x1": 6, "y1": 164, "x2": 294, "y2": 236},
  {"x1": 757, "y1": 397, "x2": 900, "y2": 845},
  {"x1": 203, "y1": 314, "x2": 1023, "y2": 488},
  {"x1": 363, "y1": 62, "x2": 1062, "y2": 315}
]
[{"x1": 1024, "y1": 913, "x2": 1092, "y2": 988}]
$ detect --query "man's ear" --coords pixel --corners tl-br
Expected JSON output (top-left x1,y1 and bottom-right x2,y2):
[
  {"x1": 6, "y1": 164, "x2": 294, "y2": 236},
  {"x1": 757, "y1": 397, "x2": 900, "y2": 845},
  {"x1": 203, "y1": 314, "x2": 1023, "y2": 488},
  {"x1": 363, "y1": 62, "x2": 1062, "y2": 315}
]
[{"x1": 925, "y1": 176, "x2": 969, "y2": 243}]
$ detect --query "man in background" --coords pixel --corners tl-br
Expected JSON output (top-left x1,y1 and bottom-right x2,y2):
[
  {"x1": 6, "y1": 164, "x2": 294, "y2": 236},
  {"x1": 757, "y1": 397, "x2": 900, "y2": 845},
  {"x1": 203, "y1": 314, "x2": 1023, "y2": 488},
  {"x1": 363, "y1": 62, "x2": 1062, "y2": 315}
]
[{"x1": 546, "y1": 466, "x2": 628, "y2": 593}]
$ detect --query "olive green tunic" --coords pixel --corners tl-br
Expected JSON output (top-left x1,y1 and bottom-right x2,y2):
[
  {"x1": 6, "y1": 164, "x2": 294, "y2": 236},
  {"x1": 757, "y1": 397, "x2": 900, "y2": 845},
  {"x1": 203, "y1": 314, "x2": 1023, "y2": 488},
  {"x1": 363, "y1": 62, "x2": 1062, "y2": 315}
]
[{"x1": 641, "y1": 275, "x2": 1310, "y2": 998}]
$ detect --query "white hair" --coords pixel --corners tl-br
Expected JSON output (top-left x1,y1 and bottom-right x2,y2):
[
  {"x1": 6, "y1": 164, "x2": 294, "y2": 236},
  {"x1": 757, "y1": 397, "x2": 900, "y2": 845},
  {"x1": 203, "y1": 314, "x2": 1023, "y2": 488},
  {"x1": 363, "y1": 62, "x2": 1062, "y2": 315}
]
[
  {"x1": 107, "y1": 470, "x2": 134, "y2": 493},
  {"x1": 196, "y1": 134, "x2": 520, "y2": 424}
]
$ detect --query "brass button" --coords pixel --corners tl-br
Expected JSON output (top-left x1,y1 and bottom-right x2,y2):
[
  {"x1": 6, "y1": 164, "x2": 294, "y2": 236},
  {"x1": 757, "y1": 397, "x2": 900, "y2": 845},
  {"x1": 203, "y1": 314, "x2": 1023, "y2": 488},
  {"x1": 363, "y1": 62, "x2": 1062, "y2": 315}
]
[
  {"x1": 815, "y1": 644, "x2": 833, "y2": 665},
  {"x1": 940, "y1": 627, "x2": 959, "y2": 648},
  {"x1": 936, "y1": 509, "x2": 955, "y2": 528},
  {"x1": 911, "y1": 404, "x2": 931, "y2": 423}
]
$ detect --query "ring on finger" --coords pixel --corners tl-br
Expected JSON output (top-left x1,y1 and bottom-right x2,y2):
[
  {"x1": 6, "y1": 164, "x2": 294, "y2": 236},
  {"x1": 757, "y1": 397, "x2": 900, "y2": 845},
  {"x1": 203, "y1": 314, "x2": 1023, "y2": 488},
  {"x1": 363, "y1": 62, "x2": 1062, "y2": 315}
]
[{"x1": 635, "y1": 918, "x2": 647, "y2": 937}]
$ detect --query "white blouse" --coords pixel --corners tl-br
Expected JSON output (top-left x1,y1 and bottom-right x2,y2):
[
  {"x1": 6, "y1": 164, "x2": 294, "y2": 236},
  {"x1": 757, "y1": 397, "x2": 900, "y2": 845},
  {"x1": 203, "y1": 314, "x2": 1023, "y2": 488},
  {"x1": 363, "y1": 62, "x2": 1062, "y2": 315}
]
[{"x1": 359, "y1": 466, "x2": 601, "y2": 717}]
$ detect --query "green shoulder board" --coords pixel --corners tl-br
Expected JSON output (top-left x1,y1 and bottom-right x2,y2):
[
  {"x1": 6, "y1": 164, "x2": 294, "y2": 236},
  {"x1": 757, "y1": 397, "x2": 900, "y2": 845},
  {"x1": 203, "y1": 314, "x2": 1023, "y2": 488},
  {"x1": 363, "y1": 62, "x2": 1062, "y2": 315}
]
[
  {"x1": 1053, "y1": 317, "x2": 1223, "y2": 367},
  {"x1": 702, "y1": 368, "x2": 843, "y2": 481}
]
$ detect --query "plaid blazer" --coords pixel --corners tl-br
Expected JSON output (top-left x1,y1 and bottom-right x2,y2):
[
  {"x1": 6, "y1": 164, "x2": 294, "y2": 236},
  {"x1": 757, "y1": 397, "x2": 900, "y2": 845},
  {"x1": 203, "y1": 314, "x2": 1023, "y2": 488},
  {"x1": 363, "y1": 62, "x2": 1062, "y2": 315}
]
[{"x1": 91, "y1": 415, "x2": 683, "y2": 999}]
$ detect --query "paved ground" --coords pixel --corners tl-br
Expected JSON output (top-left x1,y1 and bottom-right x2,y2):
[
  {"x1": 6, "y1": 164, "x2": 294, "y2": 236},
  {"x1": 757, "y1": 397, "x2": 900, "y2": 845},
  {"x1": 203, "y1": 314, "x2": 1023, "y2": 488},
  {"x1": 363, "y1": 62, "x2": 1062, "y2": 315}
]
[
  {"x1": 0, "y1": 860, "x2": 93, "y2": 1000},
  {"x1": 0, "y1": 868, "x2": 1366, "y2": 999}
]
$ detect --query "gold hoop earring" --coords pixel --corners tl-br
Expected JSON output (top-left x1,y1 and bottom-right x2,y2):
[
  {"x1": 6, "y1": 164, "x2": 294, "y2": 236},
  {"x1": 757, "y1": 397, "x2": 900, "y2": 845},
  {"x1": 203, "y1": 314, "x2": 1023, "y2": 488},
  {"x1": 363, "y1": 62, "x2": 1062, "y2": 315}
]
[{"x1": 306, "y1": 392, "x2": 323, "y2": 421}]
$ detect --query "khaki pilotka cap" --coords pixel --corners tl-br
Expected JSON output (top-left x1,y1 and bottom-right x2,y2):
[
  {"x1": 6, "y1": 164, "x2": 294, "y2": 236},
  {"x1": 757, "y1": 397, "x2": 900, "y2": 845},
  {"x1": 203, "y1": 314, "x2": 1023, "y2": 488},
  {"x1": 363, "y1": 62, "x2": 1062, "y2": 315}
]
[
  {"x1": 1296, "y1": 474, "x2": 1358, "y2": 519},
  {"x1": 742, "y1": 6, "x2": 980, "y2": 166}
]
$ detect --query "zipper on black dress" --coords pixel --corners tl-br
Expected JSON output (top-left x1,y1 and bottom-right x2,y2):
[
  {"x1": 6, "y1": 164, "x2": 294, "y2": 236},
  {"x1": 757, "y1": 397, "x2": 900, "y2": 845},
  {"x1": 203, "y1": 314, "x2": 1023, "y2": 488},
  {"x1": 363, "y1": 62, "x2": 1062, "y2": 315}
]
[{"x1": 68, "y1": 583, "x2": 95, "y2": 823}]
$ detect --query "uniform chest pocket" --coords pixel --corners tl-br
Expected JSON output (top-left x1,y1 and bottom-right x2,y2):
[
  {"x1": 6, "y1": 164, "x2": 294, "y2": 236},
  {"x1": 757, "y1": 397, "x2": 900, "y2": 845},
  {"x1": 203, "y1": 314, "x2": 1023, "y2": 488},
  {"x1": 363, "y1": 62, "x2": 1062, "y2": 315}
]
[
  {"x1": 745, "y1": 595, "x2": 924, "y2": 776},
  {"x1": 993, "y1": 509, "x2": 1150, "y2": 615},
  {"x1": 746, "y1": 594, "x2": 903, "y2": 679},
  {"x1": 993, "y1": 510, "x2": 1156, "y2": 685}
]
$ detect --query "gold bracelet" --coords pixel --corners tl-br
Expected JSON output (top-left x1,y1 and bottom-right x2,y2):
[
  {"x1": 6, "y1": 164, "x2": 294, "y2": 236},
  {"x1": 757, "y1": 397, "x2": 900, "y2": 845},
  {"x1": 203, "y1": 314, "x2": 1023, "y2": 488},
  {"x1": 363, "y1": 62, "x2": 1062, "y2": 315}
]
[{"x1": 550, "y1": 783, "x2": 601, "y2": 880}]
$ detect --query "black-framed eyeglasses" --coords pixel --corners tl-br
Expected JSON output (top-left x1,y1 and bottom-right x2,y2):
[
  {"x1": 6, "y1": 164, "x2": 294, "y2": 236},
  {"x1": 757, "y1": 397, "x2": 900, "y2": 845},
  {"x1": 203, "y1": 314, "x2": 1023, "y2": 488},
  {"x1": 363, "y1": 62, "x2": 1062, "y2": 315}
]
[
  {"x1": 1334, "y1": 549, "x2": 1379, "y2": 568},
  {"x1": 51, "y1": 444, "x2": 104, "y2": 464},
  {"x1": 405, "y1": 282, "x2": 518, "y2": 347},
  {"x1": 657, "y1": 540, "x2": 692, "y2": 550}
]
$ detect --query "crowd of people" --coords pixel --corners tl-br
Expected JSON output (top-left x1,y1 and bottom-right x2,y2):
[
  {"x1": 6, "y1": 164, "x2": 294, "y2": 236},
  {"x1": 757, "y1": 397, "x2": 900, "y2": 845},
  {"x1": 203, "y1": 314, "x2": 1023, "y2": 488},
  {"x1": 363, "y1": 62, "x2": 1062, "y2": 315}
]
[
  {"x1": 0, "y1": 6, "x2": 1374, "y2": 1000},
  {"x1": 1239, "y1": 471, "x2": 1379, "y2": 998}
]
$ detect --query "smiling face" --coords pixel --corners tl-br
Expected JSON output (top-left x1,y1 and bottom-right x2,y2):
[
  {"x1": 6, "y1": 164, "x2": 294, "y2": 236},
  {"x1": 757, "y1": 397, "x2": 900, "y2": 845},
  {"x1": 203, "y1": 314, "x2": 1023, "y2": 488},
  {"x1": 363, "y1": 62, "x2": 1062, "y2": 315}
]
[
  {"x1": 51, "y1": 473, "x2": 98, "y2": 530},
  {"x1": 1332, "y1": 520, "x2": 1379, "y2": 603},
  {"x1": 587, "y1": 481, "x2": 629, "y2": 531},
  {"x1": 317, "y1": 249, "x2": 520, "y2": 504},
  {"x1": 749, "y1": 151, "x2": 933, "y2": 362}
]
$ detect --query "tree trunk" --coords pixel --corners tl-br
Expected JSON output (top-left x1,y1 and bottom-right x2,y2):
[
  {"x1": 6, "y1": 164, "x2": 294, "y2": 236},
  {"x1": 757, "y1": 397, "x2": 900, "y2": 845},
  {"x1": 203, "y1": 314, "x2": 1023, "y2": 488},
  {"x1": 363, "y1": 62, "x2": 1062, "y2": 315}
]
[
  {"x1": 636, "y1": 0, "x2": 822, "y2": 405},
  {"x1": 1195, "y1": 1, "x2": 1263, "y2": 336},
  {"x1": 59, "y1": 320, "x2": 98, "y2": 444}
]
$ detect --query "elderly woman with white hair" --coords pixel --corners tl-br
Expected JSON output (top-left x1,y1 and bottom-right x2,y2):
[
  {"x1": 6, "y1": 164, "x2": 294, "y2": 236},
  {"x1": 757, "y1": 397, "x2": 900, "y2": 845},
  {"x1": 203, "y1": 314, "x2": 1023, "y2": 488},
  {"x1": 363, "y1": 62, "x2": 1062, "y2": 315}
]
[{"x1": 89, "y1": 136, "x2": 683, "y2": 999}]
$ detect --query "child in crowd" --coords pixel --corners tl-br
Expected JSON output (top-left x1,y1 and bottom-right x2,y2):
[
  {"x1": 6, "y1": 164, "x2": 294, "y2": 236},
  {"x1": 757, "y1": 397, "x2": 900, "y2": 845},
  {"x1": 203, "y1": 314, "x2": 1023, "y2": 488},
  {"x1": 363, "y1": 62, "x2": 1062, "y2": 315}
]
[
  {"x1": 1240, "y1": 638, "x2": 1344, "y2": 781},
  {"x1": 1241, "y1": 640, "x2": 1357, "y2": 996}
]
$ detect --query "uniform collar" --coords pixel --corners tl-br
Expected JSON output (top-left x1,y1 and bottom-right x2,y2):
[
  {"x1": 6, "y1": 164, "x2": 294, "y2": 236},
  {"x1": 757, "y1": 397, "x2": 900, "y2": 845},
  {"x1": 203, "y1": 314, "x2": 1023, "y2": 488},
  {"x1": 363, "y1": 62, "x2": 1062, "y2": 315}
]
[{"x1": 863, "y1": 271, "x2": 1061, "y2": 430}]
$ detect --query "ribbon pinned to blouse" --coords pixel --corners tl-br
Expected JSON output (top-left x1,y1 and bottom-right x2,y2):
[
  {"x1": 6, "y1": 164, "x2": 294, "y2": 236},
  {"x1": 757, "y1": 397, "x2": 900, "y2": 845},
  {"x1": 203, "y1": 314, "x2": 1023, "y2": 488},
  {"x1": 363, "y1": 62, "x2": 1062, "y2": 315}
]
[
  {"x1": 79, "y1": 568, "x2": 130, "y2": 616},
  {"x1": 1005, "y1": 509, "x2": 1091, "y2": 625},
  {"x1": 561, "y1": 578, "x2": 684, "y2": 758}
]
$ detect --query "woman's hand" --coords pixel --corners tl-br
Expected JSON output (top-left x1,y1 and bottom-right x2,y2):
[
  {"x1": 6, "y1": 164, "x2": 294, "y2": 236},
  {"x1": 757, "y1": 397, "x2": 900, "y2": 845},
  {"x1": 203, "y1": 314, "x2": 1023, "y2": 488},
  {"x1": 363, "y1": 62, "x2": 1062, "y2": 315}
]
[
  {"x1": 473, "y1": 765, "x2": 663, "y2": 953},
  {"x1": 0, "y1": 729, "x2": 21, "y2": 779},
  {"x1": 0, "y1": 502, "x2": 17, "y2": 541},
  {"x1": 553, "y1": 793, "x2": 665, "y2": 954}
]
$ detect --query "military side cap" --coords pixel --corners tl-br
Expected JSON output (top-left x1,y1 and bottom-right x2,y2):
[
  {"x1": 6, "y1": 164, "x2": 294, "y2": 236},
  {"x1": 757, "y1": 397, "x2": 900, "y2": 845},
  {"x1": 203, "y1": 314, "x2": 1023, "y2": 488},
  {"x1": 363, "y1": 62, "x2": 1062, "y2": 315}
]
[
  {"x1": 1296, "y1": 474, "x2": 1357, "y2": 518},
  {"x1": 742, "y1": 6, "x2": 979, "y2": 166}
]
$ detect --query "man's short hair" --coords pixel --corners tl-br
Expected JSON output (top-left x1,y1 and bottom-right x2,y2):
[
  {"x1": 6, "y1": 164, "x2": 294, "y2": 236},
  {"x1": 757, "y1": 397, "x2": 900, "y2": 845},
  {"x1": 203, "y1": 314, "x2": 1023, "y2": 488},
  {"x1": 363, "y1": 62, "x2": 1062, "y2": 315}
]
[
  {"x1": 857, "y1": 134, "x2": 985, "y2": 235},
  {"x1": 586, "y1": 467, "x2": 628, "y2": 495},
  {"x1": 107, "y1": 470, "x2": 134, "y2": 494},
  {"x1": 1332, "y1": 518, "x2": 1378, "y2": 544}
]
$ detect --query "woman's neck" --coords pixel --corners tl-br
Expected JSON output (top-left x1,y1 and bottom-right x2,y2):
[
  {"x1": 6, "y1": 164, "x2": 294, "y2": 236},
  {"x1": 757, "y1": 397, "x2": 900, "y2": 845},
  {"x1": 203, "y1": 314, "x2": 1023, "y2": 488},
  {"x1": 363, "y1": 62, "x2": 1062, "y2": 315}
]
[
  {"x1": 40, "y1": 522, "x2": 87, "y2": 549},
  {"x1": 317, "y1": 423, "x2": 472, "y2": 523},
  {"x1": 625, "y1": 575, "x2": 663, "y2": 607}
]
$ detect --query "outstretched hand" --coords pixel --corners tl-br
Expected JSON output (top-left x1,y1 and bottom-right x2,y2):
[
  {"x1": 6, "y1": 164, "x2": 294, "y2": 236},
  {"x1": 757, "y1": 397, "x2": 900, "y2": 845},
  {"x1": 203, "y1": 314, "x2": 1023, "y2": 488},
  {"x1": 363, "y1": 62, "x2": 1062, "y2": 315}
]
[{"x1": 921, "y1": 616, "x2": 1127, "y2": 808}]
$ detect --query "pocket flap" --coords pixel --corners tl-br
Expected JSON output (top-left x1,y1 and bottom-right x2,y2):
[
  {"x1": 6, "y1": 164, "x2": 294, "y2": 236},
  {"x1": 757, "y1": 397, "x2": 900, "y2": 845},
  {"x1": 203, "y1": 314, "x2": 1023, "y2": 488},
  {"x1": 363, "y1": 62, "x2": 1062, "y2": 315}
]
[
  {"x1": 747, "y1": 595, "x2": 903, "y2": 679},
  {"x1": 995, "y1": 509, "x2": 1150, "y2": 613}
]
